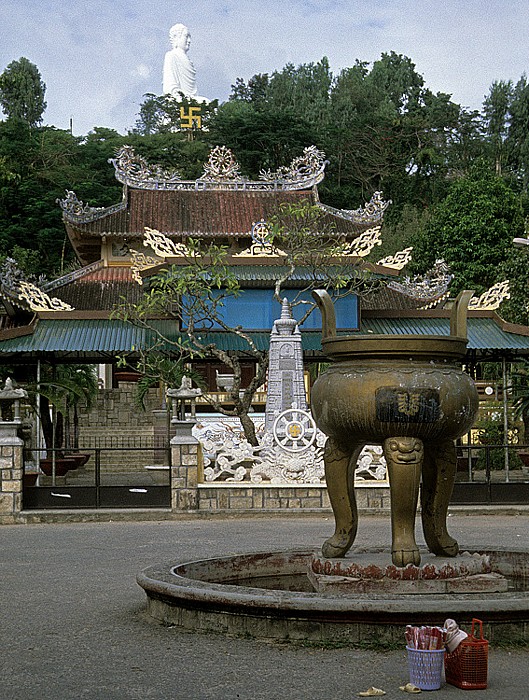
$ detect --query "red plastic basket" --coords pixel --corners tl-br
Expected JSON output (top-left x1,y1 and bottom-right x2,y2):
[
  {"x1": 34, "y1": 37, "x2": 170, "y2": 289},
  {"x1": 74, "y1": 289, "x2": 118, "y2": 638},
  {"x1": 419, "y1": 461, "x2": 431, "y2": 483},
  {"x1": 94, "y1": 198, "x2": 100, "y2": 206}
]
[{"x1": 445, "y1": 618, "x2": 488, "y2": 690}]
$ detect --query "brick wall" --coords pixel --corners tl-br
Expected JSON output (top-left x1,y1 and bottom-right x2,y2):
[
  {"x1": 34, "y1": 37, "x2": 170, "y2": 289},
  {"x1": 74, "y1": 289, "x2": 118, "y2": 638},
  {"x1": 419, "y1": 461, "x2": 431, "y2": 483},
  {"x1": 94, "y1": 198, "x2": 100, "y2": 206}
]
[{"x1": 76, "y1": 383, "x2": 171, "y2": 472}]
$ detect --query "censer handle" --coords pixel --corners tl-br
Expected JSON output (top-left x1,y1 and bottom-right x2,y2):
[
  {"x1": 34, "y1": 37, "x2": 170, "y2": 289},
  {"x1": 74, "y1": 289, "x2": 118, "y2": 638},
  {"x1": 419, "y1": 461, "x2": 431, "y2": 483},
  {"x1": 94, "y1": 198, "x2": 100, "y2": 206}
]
[
  {"x1": 312, "y1": 289, "x2": 337, "y2": 339},
  {"x1": 450, "y1": 290, "x2": 474, "y2": 340}
]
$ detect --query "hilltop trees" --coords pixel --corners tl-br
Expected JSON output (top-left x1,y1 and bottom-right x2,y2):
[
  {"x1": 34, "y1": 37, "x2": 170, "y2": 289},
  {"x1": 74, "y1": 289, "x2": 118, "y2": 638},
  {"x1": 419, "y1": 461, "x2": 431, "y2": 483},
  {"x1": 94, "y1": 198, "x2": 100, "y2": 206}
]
[
  {"x1": 1, "y1": 51, "x2": 529, "y2": 299},
  {"x1": 0, "y1": 57, "x2": 47, "y2": 126},
  {"x1": 409, "y1": 162, "x2": 524, "y2": 294}
]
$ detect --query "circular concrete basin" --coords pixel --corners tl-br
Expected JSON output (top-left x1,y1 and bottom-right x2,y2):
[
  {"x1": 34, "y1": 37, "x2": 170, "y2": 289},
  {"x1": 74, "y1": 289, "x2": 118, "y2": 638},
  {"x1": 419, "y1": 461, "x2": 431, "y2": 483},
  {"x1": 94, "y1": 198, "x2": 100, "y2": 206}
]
[{"x1": 138, "y1": 547, "x2": 529, "y2": 644}]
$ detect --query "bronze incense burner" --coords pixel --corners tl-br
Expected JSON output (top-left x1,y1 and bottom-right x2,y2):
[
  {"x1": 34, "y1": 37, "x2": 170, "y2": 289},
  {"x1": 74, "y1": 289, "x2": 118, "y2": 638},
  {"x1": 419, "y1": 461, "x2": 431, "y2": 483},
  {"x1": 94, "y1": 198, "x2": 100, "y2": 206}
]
[{"x1": 311, "y1": 290, "x2": 479, "y2": 567}]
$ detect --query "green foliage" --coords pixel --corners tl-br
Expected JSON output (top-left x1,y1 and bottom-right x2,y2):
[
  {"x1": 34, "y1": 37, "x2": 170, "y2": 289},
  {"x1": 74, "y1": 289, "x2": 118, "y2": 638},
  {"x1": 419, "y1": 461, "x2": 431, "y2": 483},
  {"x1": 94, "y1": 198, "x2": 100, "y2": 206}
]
[
  {"x1": 210, "y1": 101, "x2": 317, "y2": 178},
  {"x1": 510, "y1": 360, "x2": 529, "y2": 443},
  {"x1": 409, "y1": 161, "x2": 524, "y2": 293},
  {"x1": 375, "y1": 204, "x2": 430, "y2": 262},
  {"x1": 267, "y1": 200, "x2": 376, "y2": 317},
  {"x1": 498, "y1": 245, "x2": 529, "y2": 325},
  {"x1": 0, "y1": 57, "x2": 47, "y2": 126},
  {"x1": 483, "y1": 80, "x2": 513, "y2": 175},
  {"x1": 4, "y1": 53, "x2": 529, "y2": 290},
  {"x1": 132, "y1": 93, "x2": 219, "y2": 136},
  {"x1": 116, "y1": 353, "x2": 205, "y2": 411},
  {"x1": 506, "y1": 75, "x2": 529, "y2": 188}
]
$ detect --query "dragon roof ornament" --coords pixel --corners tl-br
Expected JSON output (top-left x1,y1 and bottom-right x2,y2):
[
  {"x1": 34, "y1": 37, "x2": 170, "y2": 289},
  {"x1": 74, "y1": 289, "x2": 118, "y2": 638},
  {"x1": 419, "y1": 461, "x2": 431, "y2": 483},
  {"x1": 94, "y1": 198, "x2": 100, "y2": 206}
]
[
  {"x1": 0, "y1": 257, "x2": 73, "y2": 313},
  {"x1": 318, "y1": 191, "x2": 391, "y2": 224},
  {"x1": 1, "y1": 273, "x2": 74, "y2": 313},
  {"x1": 258, "y1": 146, "x2": 327, "y2": 186},
  {"x1": 107, "y1": 145, "x2": 327, "y2": 192},
  {"x1": 109, "y1": 145, "x2": 182, "y2": 188},
  {"x1": 57, "y1": 190, "x2": 126, "y2": 224},
  {"x1": 387, "y1": 259, "x2": 453, "y2": 304}
]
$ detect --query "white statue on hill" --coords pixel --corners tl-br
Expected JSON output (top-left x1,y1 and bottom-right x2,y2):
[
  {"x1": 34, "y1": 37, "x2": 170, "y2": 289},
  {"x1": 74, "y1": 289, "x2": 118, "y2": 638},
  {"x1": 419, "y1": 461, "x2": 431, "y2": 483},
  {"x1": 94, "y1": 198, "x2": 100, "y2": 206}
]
[{"x1": 162, "y1": 23, "x2": 209, "y2": 102}]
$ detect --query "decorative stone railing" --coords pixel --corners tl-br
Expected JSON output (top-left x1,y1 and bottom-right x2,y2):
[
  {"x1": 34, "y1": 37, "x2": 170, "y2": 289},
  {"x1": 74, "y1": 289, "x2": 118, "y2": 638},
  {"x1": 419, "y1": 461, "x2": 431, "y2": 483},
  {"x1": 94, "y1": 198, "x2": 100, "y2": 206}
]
[{"x1": 191, "y1": 415, "x2": 387, "y2": 485}]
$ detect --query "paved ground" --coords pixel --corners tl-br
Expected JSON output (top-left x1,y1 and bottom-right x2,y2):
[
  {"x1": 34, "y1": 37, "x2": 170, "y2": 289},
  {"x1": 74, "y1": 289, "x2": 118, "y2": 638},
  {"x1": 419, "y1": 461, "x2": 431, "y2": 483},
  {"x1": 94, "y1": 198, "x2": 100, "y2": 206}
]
[{"x1": 0, "y1": 513, "x2": 528, "y2": 699}]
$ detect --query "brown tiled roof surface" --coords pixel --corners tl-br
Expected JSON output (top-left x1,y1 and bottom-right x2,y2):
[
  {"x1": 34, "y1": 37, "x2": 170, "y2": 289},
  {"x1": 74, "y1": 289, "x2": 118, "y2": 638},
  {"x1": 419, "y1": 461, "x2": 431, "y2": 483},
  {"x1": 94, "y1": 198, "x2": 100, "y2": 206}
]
[
  {"x1": 67, "y1": 188, "x2": 371, "y2": 238},
  {"x1": 52, "y1": 267, "x2": 143, "y2": 310}
]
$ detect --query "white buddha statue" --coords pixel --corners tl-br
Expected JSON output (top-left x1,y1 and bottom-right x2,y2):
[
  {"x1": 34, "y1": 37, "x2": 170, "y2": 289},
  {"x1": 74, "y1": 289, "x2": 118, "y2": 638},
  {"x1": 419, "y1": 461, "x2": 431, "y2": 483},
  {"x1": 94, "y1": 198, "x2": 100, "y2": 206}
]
[{"x1": 162, "y1": 23, "x2": 209, "y2": 102}]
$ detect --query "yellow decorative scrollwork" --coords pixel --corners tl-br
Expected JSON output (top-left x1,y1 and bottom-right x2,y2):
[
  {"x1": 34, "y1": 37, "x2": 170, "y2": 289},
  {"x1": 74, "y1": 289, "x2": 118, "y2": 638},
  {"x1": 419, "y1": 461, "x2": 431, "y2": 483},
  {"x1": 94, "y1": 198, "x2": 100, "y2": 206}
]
[
  {"x1": 468, "y1": 281, "x2": 510, "y2": 310},
  {"x1": 17, "y1": 281, "x2": 74, "y2": 312},
  {"x1": 341, "y1": 226, "x2": 382, "y2": 257},
  {"x1": 130, "y1": 250, "x2": 160, "y2": 285},
  {"x1": 143, "y1": 227, "x2": 189, "y2": 258},
  {"x1": 233, "y1": 243, "x2": 286, "y2": 258},
  {"x1": 377, "y1": 247, "x2": 413, "y2": 269}
]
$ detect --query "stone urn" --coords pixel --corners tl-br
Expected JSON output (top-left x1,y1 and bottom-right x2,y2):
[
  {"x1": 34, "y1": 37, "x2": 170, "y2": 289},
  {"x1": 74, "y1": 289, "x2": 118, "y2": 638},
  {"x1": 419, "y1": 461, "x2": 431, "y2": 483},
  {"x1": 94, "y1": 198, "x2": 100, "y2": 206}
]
[{"x1": 311, "y1": 290, "x2": 479, "y2": 567}]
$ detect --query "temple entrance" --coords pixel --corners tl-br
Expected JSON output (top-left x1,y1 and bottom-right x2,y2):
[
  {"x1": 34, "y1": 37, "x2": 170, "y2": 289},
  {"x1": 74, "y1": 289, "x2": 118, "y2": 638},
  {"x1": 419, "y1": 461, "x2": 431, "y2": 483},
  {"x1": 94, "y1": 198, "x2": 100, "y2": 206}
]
[{"x1": 22, "y1": 440, "x2": 171, "y2": 509}]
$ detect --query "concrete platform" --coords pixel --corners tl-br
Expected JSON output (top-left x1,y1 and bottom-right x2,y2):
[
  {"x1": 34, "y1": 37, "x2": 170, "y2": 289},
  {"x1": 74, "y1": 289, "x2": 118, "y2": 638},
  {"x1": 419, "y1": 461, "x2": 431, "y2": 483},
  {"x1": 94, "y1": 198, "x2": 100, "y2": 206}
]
[{"x1": 1, "y1": 515, "x2": 528, "y2": 699}]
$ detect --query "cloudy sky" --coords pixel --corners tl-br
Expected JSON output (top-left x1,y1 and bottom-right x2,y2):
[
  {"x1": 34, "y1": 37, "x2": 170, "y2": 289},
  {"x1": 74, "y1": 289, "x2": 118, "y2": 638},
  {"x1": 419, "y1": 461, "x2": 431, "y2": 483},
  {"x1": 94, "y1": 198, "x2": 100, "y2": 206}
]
[{"x1": 1, "y1": 0, "x2": 528, "y2": 136}]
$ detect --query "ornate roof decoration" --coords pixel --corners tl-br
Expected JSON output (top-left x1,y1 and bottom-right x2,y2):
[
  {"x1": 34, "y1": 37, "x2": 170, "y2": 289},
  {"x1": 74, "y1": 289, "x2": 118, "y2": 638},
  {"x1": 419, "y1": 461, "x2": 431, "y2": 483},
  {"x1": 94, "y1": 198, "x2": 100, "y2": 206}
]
[
  {"x1": 110, "y1": 145, "x2": 182, "y2": 188},
  {"x1": 259, "y1": 146, "x2": 327, "y2": 186},
  {"x1": 340, "y1": 226, "x2": 382, "y2": 257},
  {"x1": 57, "y1": 190, "x2": 126, "y2": 224},
  {"x1": 0, "y1": 257, "x2": 72, "y2": 313},
  {"x1": 468, "y1": 281, "x2": 510, "y2": 310},
  {"x1": 43, "y1": 260, "x2": 105, "y2": 292},
  {"x1": 387, "y1": 259, "x2": 452, "y2": 304},
  {"x1": 200, "y1": 146, "x2": 242, "y2": 182},
  {"x1": 318, "y1": 191, "x2": 391, "y2": 224},
  {"x1": 231, "y1": 218, "x2": 286, "y2": 257},
  {"x1": 377, "y1": 247, "x2": 413, "y2": 270},
  {"x1": 143, "y1": 227, "x2": 190, "y2": 258},
  {"x1": 130, "y1": 250, "x2": 160, "y2": 285},
  {"x1": 250, "y1": 219, "x2": 273, "y2": 246},
  {"x1": 232, "y1": 243, "x2": 286, "y2": 259},
  {"x1": 17, "y1": 281, "x2": 74, "y2": 312},
  {"x1": 108, "y1": 145, "x2": 328, "y2": 192}
]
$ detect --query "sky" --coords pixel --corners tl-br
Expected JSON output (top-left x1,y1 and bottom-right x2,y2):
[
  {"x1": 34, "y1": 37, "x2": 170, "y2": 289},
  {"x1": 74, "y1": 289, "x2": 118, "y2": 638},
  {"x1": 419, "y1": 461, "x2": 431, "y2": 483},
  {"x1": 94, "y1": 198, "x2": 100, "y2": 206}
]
[{"x1": 1, "y1": 0, "x2": 529, "y2": 136}]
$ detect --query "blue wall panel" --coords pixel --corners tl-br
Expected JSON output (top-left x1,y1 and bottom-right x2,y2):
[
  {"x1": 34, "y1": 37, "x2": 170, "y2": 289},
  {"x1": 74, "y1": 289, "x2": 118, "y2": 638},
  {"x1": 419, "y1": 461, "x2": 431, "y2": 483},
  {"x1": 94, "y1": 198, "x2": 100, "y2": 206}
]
[{"x1": 183, "y1": 289, "x2": 358, "y2": 330}]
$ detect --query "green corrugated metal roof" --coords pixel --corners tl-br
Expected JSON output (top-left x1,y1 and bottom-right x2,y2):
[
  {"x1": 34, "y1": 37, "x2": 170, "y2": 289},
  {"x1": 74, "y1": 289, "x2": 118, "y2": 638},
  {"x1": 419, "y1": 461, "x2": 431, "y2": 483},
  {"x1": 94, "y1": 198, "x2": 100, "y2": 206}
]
[
  {"x1": 1, "y1": 316, "x2": 529, "y2": 357},
  {"x1": 360, "y1": 317, "x2": 529, "y2": 351},
  {"x1": 0, "y1": 319, "x2": 323, "y2": 356}
]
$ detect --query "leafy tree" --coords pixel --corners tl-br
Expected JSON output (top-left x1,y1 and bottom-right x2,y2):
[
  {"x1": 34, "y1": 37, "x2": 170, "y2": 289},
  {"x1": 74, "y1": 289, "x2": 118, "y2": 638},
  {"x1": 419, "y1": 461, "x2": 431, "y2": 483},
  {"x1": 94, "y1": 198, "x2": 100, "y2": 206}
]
[
  {"x1": 506, "y1": 75, "x2": 529, "y2": 189},
  {"x1": 0, "y1": 120, "x2": 84, "y2": 273},
  {"x1": 483, "y1": 80, "x2": 513, "y2": 175},
  {"x1": 498, "y1": 243, "x2": 529, "y2": 325},
  {"x1": 132, "y1": 93, "x2": 218, "y2": 135},
  {"x1": 26, "y1": 364, "x2": 98, "y2": 453},
  {"x1": 510, "y1": 359, "x2": 529, "y2": 444},
  {"x1": 210, "y1": 101, "x2": 317, "y2": 177},
  {"x1": 114, "y1": 238, "x2": 267, "y2": 445},
  {"x1": 409, "y1": 161, "x2": 524, "y2": 293},
  {"x1": 0, "y1": 57, "x2": 47, "y2": 126}
]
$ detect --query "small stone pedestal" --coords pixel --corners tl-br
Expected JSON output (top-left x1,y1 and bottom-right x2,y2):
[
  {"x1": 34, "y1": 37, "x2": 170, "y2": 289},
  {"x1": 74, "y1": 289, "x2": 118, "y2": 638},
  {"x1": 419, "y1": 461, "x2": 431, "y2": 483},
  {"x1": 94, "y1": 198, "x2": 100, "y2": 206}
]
[
  {"x1": 308, "y1": 550, "x2": 508, "y2": 596},
  {"x1": 0, "y1": 422, "x2": 24, "y2": 520},
  {"x1": 0, "y1": 379, "x2": 27, "y2": 520},
  {"x1": 170, "y1": 420, "x2": 200, "y2": 511}
]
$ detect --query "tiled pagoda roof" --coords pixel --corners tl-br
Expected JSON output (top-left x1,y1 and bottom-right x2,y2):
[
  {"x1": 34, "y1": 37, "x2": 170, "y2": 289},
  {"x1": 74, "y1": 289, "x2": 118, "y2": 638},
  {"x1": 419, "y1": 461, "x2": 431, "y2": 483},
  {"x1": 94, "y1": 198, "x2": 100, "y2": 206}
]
[{"x1": 59, "y1": 145, "x2": 390, "y2": 265}]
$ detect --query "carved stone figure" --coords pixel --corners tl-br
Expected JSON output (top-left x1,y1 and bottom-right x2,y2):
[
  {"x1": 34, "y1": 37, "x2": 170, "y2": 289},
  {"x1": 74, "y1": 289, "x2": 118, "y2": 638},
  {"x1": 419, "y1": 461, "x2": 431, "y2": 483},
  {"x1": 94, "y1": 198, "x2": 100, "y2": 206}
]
[
  {"x1": 310, "y1": 289, "x2": 479, "y2": 567},
  {"x1": 162, "y1": 23, "x2": 209, "y2": 102}
]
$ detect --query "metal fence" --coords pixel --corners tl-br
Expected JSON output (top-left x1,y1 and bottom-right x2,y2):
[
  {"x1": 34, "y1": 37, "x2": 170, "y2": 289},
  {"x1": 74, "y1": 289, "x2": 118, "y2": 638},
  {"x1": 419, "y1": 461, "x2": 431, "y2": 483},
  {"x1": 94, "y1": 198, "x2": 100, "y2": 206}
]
[
  {"x1": 453, "y1": 443, "x2": 529, "y2": 504},
  {"x1": 23, "y1": 443, "x2": 171, "y2": 509}
]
